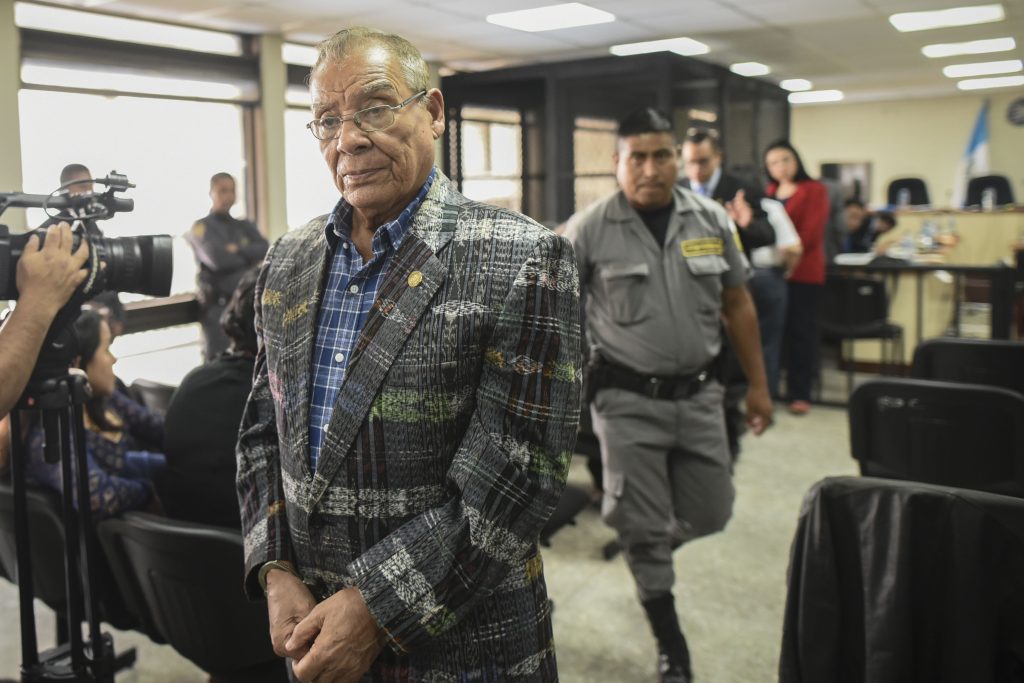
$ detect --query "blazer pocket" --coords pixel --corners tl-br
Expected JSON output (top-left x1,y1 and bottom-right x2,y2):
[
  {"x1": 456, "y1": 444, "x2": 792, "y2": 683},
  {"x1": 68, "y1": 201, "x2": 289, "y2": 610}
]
[{"x1": 600, "y1": 262, "x2": 651, "y2": 325}]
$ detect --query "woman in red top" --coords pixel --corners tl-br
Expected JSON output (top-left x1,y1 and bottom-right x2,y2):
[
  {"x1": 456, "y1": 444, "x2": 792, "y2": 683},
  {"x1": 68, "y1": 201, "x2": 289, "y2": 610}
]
[{"x1": 764, "y1": 140, "x2": 829, "y2": 415}]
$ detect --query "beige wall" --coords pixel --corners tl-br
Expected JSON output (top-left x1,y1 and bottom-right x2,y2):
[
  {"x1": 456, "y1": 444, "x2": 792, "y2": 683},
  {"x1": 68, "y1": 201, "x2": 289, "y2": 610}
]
[
  {"x1": 792, "y1": 91, "x2": 1024, "y2": 208},
  {"x1": 0, "y1": 0, "x2": 25, "y2": 230}
]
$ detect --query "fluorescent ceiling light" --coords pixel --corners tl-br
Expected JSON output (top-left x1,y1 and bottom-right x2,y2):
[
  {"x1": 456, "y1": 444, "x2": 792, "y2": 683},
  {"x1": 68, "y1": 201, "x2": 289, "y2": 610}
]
[
  {"x1": 889, "y1": 3, "x2": 1004, "y2": 32},
  {"x1": 14, "y1": 2, "x2": 241, "y2": 55},
  {"x1": 282, "y1": 43, "x2": 318, "y2": 67},
  {"x1": 943, "y1": 59, "x2": 1023, "y2": 78},
  {"x1": 486, "y1": 3, "x2": 614, "y2": 32},
  {"x1": 611, "y1": 37, "x2": 709, "y2": 57},
  {"x1": 21, "y1": 64, "x2": 245, "y2": 100},
  {"x1": 957, "y1": 74, "x2": 1024, "y2": 90},
  {"x1": 730, "y1": 62, "x2": 770, "y2": 77},
  {"x1": 779, "y1": 78, "x2": 812, "y2": 91},
  {"x1": 923, "y1": 37, "x2": 1016, "y2": 58},
  {"x1": 688, "y1": 109, "x2": 717, "y2": 123},
  {"x1": 788, "y1": 89, "x2": 844, "y2": 104}
]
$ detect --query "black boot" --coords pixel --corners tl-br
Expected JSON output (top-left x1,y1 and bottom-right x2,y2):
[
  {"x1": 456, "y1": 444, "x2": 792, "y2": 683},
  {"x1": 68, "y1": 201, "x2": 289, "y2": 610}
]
[{"x1": 641, "y1": 594, "x2": 693, "y2": 683}]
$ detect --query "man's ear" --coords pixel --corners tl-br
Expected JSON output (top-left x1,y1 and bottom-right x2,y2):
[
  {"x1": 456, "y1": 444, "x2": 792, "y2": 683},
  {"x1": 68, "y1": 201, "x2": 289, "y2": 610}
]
[{"x1": 426, "y1": 88, "x2": 445, "y2": 140}]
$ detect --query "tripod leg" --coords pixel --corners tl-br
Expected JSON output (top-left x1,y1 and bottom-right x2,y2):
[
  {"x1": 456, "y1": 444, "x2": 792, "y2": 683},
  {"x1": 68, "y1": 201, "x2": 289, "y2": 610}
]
[
  {"x1": 8, "y1": 410, "x2": 40, "y2": 669},
  {"x1": 48, "y1": 407, "x2": 87, "y2": 673},
  {"x1": 70, "y1": 399, "x2": 110, "y2": 676}
]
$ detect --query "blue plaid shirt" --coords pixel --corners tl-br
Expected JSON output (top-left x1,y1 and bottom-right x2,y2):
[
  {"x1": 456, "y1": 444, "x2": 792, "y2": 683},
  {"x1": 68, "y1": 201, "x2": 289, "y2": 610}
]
[{"x1": 308, "y1": 168, "x2": 435, "y2": 472}]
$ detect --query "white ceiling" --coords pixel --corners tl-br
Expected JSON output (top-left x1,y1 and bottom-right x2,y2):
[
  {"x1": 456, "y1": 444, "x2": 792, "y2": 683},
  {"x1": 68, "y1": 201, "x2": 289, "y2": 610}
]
[{"x1": 38, "y1": 0, "x2": 1024, "y2": 103}]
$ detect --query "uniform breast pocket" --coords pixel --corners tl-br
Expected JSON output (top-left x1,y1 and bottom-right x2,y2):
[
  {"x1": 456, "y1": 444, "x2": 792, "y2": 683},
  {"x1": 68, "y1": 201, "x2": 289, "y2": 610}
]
[
  {"x1": 600, "y1": 262, "x2": 651, "y2": 325},
  {"x1": 684, "y1": 254, "x2": 729, "y2": 311}
]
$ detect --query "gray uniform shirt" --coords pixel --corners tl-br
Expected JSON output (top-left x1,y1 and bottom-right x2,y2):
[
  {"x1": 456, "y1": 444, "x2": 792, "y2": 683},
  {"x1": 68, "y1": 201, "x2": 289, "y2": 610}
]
[{"x1": 565, "y1": 186, "x2": 749, "y2": 377}]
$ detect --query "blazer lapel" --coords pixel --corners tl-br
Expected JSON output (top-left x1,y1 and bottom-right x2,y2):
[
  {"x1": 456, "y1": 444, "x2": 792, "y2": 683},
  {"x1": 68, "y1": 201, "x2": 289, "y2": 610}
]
[
  {"x1": 279, "y1": 221, "x2": 330, "y2": 481},
  {"x1": 308, "y1": 183, "x2": 459, "y2": 506}
]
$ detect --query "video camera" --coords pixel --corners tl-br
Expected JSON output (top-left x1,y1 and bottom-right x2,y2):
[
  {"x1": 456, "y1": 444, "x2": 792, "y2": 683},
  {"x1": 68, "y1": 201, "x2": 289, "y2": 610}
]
[
  {"x1": 3, "y1": 172, "x2": 173, "y2": 681},
  {"x1": 0, "y1": 171, "x2": 172, "y2": 374}
]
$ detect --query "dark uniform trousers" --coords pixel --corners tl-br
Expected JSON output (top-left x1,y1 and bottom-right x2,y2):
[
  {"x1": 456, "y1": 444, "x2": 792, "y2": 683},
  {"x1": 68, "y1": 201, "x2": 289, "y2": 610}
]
[{"x1": 591, "y1": 381, "x2": 734, "y2": 600}]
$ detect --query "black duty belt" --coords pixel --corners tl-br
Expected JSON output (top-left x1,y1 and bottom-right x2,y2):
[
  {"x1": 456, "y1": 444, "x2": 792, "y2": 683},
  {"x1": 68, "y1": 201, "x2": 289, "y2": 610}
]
[{"x1": 590, "y1": 357, "x2": 716, "y2": 401}]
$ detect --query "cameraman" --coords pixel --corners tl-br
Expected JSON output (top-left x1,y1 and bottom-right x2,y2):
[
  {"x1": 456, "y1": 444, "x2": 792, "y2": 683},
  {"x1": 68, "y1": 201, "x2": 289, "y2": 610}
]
[{"x1": 0, "y1": 223, "x2": 89, "y2": 417}]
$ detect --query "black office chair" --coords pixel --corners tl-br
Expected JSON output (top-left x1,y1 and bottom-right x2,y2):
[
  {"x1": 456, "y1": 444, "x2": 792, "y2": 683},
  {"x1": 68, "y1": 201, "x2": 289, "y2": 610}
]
[
  {"x1": 886, "y1": 177, "x2": 930, "y2": 207},
  {"x1": 97, "y1": 513, "x2": 286, "y2": 682},
  {"x1": 0, "y1": 483, "x2": 71, "y2": 625},
  {"x1": 781, "y1": 476, "x2": 1024, "y2": 682},
  {"x1": 0, "y1": 481, "x2": 144, "y2": 640},
  {"x1": 848, "y1": 378, "x2": 1024, "y2": 497},
  {"x1": 911, "y1": 338, "x2": 1024, "y2": 396},
  {"x1": 820, "y1": 275, "x2": 904, "y2": 399},
  {"x1": 965, "y1": 174, "x2": 1016, "y2": 208},
  {"x1": 128, "y1": 379, "x2": 177, "y2": 414}
]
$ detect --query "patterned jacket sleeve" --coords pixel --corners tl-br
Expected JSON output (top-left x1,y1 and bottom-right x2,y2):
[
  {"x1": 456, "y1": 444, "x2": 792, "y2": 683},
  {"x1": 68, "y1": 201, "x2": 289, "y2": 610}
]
[
  {"x1": 348, "y1": 230, "x2": 582, "y2": 652},
  {"x1": 236, "y1": 240, "x2": 294, "y2": 597}
]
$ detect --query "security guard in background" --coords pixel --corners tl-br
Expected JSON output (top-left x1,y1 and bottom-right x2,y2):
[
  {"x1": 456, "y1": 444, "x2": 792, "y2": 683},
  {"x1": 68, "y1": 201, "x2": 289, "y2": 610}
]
[
  {"x1": 565, "y1": 108, "x2": 773, "y2": 683},
  {"x1": 185, "y1": 172, "x2": 268, "y2": 360}
]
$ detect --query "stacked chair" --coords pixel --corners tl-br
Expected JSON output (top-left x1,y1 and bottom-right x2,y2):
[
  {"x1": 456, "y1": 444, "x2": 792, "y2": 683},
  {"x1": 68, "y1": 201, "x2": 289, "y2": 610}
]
[{"x1": 781, "y1": 338, "x2": 1024, "y2": 680}]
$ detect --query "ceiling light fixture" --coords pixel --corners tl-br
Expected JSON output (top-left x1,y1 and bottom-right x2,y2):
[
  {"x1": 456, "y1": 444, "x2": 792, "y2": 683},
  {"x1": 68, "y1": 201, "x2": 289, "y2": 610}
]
[
  {"x1": 943, "y1": 59, "x2": 1023, "y2": 78},
  {"x1": 889, "y1": 4, "x2": 1004, "y2": 32},
  {"x1": 788, "y1": 89, "x2": 844, "y2": 104},
  {"x1": 957, "y1": 75, "x2": 1024, "y2": 90},
  {"x1": 688, "y1": 109, "x2": 717, "y2": 122},
  {"x1": 486, "y1": 3, "x2": 615, "y2": 32},
  {"x1": 923, "y1": 37, "x2": 1016, "y2": 58},
  {"x1": 14, "y1": 2, "x2": 241, "y2": 55},
  {"x1": 610, "y1": 37, "x2": 709, "y2": 57},
  {"x1": 730, "y1": 62, "x2": 771, "y2": 77},
  {"x1": 779, "y1": 79, "x2": 813, "y2": 91}
]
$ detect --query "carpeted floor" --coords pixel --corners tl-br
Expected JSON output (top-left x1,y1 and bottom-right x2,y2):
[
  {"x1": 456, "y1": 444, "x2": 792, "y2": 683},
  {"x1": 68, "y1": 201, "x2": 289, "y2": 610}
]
[{"x1": 0, "y1": 404, "x2": 855, "y2": 682}]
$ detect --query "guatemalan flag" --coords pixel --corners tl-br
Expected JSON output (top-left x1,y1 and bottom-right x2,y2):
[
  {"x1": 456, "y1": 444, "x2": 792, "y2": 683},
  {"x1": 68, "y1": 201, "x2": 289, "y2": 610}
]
[{"x1": 951, "y1": 100, "x2": 990, "y2": 207}]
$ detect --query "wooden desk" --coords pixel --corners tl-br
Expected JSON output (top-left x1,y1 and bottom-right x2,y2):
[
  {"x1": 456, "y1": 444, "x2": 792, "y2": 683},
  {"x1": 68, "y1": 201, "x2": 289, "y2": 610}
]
[{"x1": 832, "y1": 208, "x2": 1023, "y2": 364}]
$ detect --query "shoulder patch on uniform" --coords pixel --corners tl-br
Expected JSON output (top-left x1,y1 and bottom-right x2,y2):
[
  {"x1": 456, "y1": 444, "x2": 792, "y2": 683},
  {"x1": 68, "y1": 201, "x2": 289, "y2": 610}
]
[
  {"x1": 681, "y1": 237, "x2": 724, "y2": 258},
  {"x1": 731, "y1": 228, "x2": 743, "y2": 251},
  {"x1": 191, "y1": 221, "x2": 206, "y2": 238}
]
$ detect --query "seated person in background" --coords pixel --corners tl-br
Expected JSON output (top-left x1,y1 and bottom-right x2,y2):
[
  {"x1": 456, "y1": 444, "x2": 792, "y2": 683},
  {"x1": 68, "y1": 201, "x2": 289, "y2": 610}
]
[
  {"x1": 874, "y1": 211, "x2": 897, "y2": 238},
  {"x1": 840, "y1": 199, "x2": 874, "y2": 254},
  {"x1": 157, "y1": 267, "x2": 259, "y2": 529},
  {"x1": 82, "y1": 291, "x2": 134, "y2": 399},
  {"x1": 83, "y1": 291, "x2": 126, "y2": 339},
  {"x1": 871, "y1": 211, "x2": 905, "y2": 255},
  {"x1": 23, "y1": 310, "x2": 163, "y2": 518}
]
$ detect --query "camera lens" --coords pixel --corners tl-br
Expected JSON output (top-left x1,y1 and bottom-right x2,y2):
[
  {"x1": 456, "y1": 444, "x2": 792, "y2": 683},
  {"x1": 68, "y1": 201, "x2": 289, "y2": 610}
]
[{"x1": 97, "y1": 235, "x2": 173, "y2": 297}]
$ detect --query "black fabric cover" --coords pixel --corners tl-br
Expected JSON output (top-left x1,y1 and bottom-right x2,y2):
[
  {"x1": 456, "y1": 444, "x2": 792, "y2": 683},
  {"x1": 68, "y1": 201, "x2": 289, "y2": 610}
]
[{"x1": 780, "y1": 476, "x2": 1024, "y2": 683}]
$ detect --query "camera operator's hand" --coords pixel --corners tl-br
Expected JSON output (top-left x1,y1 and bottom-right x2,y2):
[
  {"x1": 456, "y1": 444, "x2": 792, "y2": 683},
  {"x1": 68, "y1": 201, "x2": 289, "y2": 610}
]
[
  {"x1": 17, "y1": 223, "x2": 90, "y2": 316},
  {"x1": 0, "y1": 223, "x2": 90, "y2": 417}
]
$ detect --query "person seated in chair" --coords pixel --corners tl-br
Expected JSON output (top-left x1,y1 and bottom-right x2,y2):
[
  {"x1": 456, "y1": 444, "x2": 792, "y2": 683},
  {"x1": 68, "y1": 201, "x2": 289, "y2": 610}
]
[
  {"x1": 156, "y1": 267, "x2": 259, "y2": 529},
  {"x1": 23, "y1": 310, "x2": 163, "y2": 518}
]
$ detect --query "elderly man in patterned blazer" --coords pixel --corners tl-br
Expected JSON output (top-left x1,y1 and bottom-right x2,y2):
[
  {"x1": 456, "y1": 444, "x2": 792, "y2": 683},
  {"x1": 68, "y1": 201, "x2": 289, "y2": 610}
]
[{"x1": 236, "y1": 27, "x2": 582, "y2": 683}]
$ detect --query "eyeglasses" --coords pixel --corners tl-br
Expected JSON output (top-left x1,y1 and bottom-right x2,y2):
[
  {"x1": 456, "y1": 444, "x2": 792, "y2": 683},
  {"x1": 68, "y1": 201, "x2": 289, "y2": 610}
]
[{"x1": 306, "y1": 91, "x2": 427, "y2": 140}]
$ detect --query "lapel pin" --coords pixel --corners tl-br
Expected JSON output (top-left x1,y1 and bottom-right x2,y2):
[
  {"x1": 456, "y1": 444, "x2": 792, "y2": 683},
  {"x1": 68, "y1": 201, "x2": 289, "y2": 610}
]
[{"x1": 408, "y1": 271, "x2": 423, "y2": 287}]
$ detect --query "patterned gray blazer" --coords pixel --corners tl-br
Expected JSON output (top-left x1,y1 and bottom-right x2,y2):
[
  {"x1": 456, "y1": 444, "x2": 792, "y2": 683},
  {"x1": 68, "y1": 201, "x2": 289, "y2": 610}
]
[{"x1": 236, "y1": 171, "x2": 582, "y2": 681}]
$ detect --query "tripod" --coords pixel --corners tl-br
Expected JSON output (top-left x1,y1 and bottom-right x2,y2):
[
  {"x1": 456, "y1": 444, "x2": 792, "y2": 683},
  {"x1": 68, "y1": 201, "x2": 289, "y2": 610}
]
[{"x1": 8, "y1": 371, "x2": 135, "y2": 682}]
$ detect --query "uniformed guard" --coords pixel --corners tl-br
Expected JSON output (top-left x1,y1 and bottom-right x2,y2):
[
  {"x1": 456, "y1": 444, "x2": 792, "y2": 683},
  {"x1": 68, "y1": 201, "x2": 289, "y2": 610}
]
[
  {"x1": 185, "y1": 172, "x2": 268, "y2": 360},
  {"x1": 565, "y1": 108, "x2": 773, "y2": 683}
]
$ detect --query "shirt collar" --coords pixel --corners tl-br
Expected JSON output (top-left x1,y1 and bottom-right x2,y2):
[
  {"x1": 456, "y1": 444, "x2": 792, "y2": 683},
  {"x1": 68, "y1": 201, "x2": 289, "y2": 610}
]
[
  {"x1": 703, "y1": 166, "x2": 723, "y2": 197},
  {"x1": 323, "y1": 167, "x2": 436, "y2": 252},
  {"x1": 607, "y1": 186, "x2": 695, "y2": 222}
]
